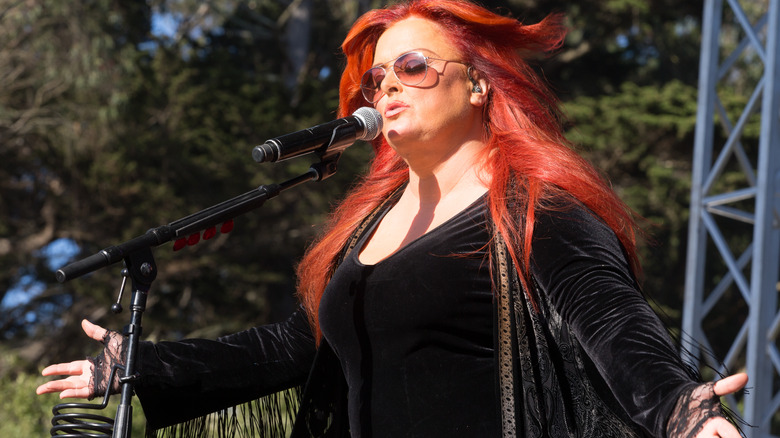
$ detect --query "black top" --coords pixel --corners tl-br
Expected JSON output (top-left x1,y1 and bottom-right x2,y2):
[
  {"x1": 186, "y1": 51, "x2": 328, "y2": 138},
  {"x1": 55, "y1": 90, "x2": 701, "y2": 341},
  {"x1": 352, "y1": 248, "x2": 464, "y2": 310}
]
[
  {"x1": 319, "y1": 196, "x2": 498, "y2": 437},
  {"x1": 134, "y1": 195, "x2": 703, "y2": 437}
]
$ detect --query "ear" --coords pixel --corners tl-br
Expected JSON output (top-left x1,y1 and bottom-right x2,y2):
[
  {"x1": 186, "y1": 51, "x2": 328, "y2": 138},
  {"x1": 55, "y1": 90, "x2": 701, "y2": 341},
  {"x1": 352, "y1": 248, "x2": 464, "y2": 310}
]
[{"x1": 467, "y1": 67, "x2": 489, "y2": 107}]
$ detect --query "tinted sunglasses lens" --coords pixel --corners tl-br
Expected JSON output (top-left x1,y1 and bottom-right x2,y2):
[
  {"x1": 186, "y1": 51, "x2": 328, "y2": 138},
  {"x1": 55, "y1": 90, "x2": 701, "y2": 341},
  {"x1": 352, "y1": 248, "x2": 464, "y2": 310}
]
[
  {"x1": 361, "y1": 67, "x2": 385, "y2": 103},
  {"x1": 394, "y1": 52, "x2": 428, "y2": 85}
]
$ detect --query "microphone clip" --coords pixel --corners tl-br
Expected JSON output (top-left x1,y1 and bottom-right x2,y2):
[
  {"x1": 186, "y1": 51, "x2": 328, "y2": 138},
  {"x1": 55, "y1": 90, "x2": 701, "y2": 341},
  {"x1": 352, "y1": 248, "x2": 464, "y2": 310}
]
[{"x1": 309, "y1": 123, "x2": 358, "y2": 181}]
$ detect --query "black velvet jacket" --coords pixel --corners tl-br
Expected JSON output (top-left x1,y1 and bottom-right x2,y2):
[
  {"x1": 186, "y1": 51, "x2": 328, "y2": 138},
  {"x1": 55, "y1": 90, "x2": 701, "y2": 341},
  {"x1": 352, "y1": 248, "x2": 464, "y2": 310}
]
[{"x1": 136, "y1": 195, "x2": 706, "y2": 438}]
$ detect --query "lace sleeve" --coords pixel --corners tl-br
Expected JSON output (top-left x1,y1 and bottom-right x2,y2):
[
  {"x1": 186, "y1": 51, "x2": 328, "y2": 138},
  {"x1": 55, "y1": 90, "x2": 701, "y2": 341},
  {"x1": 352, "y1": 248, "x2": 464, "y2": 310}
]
[
  {"x1": 87, "y1": 329, "x2": 127, "y2": 400},
  {"x1": 666, "y1": 383, "x2": 724, "y2": 438}
]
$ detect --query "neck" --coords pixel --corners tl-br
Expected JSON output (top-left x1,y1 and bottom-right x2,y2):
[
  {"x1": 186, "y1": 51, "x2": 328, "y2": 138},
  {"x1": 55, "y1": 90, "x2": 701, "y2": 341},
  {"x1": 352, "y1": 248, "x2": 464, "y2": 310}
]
[{"x1": 405, "y1": 138, "x2": 490, "y2": 206}]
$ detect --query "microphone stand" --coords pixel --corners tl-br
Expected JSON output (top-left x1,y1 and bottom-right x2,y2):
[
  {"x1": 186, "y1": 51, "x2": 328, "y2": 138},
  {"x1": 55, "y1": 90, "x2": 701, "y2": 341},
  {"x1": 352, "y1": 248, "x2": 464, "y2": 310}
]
[
  {"x1": 55, "y1": 151, "x2": 346, "y2": 438},
  {"x1": 111, "y1": 247, "x2": 155, "y2": 438}
]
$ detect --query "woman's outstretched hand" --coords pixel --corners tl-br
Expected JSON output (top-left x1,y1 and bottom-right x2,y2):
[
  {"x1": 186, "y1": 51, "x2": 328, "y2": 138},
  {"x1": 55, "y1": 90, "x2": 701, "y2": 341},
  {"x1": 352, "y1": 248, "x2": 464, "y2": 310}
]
[
  {"x1": 695, "y1": 373, "x2": 749, "y2": 438},
  {"x1": 36, "y1": 319, "x2": 110, "y2": 399}
]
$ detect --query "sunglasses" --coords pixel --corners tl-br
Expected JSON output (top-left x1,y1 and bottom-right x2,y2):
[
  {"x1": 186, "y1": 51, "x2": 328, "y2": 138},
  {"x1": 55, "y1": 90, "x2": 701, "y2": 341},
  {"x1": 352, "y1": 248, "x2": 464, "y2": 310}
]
[{"x1": 360, "y1": 51, "x2": 467, "y2": 104}]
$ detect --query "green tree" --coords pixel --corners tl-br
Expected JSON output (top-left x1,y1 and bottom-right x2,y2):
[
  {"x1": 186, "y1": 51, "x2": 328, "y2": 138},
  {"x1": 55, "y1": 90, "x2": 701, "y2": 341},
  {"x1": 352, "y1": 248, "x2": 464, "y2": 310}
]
[
  {"x1": 1, "y1": 0, "x2": 152, "y2": 360},
  {"x1": 1, "y1": 0, "x2": 378, "y2": 369}
]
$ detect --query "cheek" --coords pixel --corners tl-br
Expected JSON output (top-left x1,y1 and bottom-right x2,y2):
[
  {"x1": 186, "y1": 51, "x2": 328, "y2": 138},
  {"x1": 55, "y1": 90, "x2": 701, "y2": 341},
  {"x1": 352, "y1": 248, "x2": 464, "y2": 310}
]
[
  {"x1": 438, "y1": 73, "x2": 471, "y2": 103},
  {"x1": 418, "y1": 76, "x2": 467, "y2": 107}
]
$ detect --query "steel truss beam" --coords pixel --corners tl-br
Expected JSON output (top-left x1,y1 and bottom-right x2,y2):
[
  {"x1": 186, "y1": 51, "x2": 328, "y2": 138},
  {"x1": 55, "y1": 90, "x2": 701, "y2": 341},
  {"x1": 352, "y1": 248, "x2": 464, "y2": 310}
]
[{"x1": 683, "y1": 0, "x2": 780, "y2": 436}]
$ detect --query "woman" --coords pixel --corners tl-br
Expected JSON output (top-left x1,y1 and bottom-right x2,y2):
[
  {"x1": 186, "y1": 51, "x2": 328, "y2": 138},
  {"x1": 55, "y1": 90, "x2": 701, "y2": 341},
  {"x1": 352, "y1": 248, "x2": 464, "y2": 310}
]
[{"x1": 38, "y1": 1, "x2": 748, "y2": 437}]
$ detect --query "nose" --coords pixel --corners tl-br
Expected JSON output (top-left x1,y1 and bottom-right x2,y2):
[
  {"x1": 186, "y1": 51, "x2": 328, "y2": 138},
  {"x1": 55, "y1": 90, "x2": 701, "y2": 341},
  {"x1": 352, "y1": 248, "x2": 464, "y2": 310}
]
[{"x1": 378, "y1": 67, "x2": 402, "y2": 100}]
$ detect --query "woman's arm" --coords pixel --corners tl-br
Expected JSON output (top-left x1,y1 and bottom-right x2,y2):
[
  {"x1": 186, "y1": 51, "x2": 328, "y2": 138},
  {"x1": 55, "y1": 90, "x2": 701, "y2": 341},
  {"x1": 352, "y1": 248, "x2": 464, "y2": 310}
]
[
  {"x1": 529, "y1": 201, "x2": 744, "y2": 437},
  {"x1": 135, "y1": 306, "x2": 317, "y2": 427},
  {"x1": 38, "y1": 307, "x2": 317, "y2": 428}
]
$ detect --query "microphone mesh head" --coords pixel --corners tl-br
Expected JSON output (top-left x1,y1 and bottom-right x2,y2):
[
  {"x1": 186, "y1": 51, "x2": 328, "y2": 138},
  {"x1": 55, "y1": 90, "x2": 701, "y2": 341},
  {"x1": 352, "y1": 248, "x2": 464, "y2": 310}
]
[{"x1": 353, "y1": 107, "x2": 383, "y2": 141}]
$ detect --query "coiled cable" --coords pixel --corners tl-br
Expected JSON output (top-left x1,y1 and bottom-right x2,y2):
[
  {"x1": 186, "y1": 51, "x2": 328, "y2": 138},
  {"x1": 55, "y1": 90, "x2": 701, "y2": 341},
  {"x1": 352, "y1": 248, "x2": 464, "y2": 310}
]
[{"x1": 49, "y1": 366, "x2": 121, "y2": 437}]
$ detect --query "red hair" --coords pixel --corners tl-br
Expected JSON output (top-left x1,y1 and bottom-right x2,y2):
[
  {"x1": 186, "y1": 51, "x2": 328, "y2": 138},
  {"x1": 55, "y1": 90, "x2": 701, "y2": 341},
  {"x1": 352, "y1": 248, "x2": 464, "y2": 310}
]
[{"x1": 296, "y1": 0, "x2": 641, "y2": 341}]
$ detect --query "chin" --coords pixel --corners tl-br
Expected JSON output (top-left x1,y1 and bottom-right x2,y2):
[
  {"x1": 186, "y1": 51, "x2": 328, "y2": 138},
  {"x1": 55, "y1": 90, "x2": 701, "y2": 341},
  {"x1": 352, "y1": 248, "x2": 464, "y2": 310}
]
[{"x1": 385, "y1": 130, "x2": 430, "y2": 152}]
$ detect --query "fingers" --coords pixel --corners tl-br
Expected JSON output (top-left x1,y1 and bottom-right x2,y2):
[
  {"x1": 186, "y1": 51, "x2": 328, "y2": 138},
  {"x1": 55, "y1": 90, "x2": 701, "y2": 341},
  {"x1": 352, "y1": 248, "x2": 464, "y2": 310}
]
[
  {"x1": 41, "y1": 360, "x2": 90, "y2": 377},
  {"x1": 35, "y1": 320, "x2": 106, "y2": 401},
  {"x1": 36, "y1": 380, "x2": 59, "y2": 395},
  {"x1": 713, "y1": 373, "x2": 748, "y2": 397},
  {"x1": 696, "y1": 418, "x2": 741, "y2": 438},
  {"x1": 36, "y1": 379, "x2": 73, "y2": 395},
  {"x1": 36, "y1": 374, "x2": 90, "y2": 397},
  {"x1": 59, "y1": 387, "x2": 93, "y2": 399},
  {"x1": 714, "y1": 420, "x2": 742, "y2": 438},
  {"x1": 37, "y1": 359, "x2": 93, "y2": 399},
  {"x1": 39, "y1": 383, "x2": 92, "y2": 399},
  {"x1": 39, "y1": 322, "x2": 105, "y2": 377},
  {"x1": 693, "y1": 374, "x2": 748, "y2": 437},
  {"x1": 81, "y1": 319, "x2": 109, "y2": 342}
]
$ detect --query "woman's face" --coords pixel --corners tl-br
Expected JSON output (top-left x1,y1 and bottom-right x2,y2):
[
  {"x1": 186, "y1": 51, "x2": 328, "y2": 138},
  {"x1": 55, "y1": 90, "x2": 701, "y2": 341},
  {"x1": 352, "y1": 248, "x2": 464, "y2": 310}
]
[{"x1": 370, "y1": 17, "x2": 486, "y2": 166}]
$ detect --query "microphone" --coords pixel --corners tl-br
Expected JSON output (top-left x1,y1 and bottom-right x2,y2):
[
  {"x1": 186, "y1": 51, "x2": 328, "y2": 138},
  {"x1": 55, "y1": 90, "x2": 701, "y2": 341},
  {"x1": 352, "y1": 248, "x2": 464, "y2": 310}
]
[{"x1": 253, "y1": 107, "x2": 383, "y2": 163}]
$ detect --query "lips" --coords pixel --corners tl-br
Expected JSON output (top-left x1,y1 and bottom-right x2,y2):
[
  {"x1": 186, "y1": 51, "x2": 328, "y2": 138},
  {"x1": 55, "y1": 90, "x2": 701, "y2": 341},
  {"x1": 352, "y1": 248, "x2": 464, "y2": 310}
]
[{"x1": 384, "y1": 100, "x2": 408, "y2": 118}]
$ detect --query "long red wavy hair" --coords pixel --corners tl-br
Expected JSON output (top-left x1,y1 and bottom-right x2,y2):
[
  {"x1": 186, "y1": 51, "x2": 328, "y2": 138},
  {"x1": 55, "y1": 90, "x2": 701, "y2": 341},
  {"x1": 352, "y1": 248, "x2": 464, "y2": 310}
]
[{"x1": 296, "y1": 0, "x2": 641, "y2": 341}]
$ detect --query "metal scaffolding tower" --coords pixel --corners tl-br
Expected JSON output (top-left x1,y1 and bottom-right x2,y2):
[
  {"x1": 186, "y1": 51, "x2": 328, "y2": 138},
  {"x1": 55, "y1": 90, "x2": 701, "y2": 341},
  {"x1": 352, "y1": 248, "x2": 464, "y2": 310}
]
[{"x1": 682, "y1": 0, "x2": 780, "y2": 436}]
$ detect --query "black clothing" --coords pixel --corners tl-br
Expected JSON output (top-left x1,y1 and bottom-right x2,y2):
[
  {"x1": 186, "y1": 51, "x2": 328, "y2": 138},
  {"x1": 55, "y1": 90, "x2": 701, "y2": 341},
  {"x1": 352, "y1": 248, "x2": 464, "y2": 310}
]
[
  {"x1": 137, "y1": 194, "x2": 705, "y2": 437},
  {"x1": 491, "y1": 202, "x2": 692, "y2": 437},
  {"x1": 135, "y1": 309, "x2": 315, "y2": 429},
  {"x1": 319, "y1": 196, "x2": 498, "y2": 437}
]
